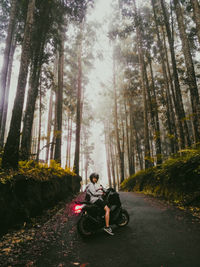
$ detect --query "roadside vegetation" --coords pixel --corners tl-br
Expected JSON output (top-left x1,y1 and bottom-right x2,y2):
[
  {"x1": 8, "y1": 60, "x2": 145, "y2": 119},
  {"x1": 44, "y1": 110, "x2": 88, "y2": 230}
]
[
  {"x1": 0, "y1": 159, "x2": 81, "y2": 234},
  {"x1": 121, "y1": 148, "x2": 200, "y2": 208}
]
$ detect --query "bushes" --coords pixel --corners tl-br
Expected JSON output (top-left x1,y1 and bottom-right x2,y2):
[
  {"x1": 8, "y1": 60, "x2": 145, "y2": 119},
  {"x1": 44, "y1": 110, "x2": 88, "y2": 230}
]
[
  {"x1": 121, "y1": 149, "x2": 200, "y2": 205},
  {"x1": 0, "y1": 160, "x2": 81, "y2": 234}
]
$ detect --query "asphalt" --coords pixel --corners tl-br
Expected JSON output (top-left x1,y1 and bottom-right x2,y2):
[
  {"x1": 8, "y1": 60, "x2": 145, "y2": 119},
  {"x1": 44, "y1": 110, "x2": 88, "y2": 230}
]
[{"x1": 35, "y1": 192, "x2": 200, "y2": 267}]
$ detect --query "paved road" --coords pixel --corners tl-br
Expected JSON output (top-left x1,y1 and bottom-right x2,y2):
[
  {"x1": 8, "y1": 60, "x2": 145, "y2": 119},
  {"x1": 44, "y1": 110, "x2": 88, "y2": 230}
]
[{"x1": 36, "y1": 192, "x2": 200, "y2": 267}]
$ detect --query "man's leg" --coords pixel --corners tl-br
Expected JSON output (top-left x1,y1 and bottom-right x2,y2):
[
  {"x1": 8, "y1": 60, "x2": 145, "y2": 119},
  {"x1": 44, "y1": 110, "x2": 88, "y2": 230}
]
[
  {"x1": 103, "y1": 205, "x2": 114, "y2": 235},
  {"x1": 104, "y1": 205, "x2": 110, "y2": 227}
]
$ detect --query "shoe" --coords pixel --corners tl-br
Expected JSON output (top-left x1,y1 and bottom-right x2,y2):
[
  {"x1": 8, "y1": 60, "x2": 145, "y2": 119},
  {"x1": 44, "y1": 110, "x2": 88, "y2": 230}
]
[{"x1": 103, "y1": 227, "x2": 114, "y2": 236}]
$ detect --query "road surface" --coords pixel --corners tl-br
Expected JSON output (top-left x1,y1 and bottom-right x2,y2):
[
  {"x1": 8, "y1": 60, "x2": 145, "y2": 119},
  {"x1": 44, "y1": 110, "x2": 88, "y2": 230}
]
[{"x1": 34, "y1": 192, "x2": 200, "y2": 267}]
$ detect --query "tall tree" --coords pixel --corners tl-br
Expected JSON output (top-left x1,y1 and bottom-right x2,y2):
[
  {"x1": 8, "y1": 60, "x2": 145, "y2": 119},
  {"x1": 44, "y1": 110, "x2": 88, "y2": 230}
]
[
  {"x1": 173, "y1": 0, "x2": 200, "y2": 143},
  {"x1": 151, "y1": 0, "x2": 178, "y2": 153},
  {"x1": 45, "y1": 86, "x2": 54, "y2": 163},
  {"x1": 0, "y1": 0, "x2": 17, "y2": 131},
  {"x1": 147, "y1": 54, "x2": 162, "y2": 162},
  {"x1": 104, "y1": 122, "x2": 112, "y2": 188},
  {"x1": 73, "y1": 24, "x2": 83, "y2": 176},
  {"x1": 20, "y1": 0, "x2": 57, "y2": 160},
  {"x1": 36, "y1": 83, "x2": 42, "y2": 162},
  {"x1": 190, "y1": 0, "x2": 200, "y2": 44},
  {"x1": 54, "y1": 35, "x2": 64, "y2": 163},
  {"x1": 133, "y1": 0, "x2": 152, "y2": 168},
  {"x1": 160, "y1": 0, "x2": 190, "y2": 148},
  {"x1": 0, "y1": 37, "x2": 16, "y2": 147},
  {"x1": 2, "y1": 0, "x2": 36, "y2": 169},
  {"x1": 113, "y1": 55, "x2": 125, "y2": 182}
]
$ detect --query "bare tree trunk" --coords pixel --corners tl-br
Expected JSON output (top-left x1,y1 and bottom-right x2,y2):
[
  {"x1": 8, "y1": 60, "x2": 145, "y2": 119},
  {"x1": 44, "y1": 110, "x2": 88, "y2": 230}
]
[
  {"x1": 45, "y1": 87, "x2": 53, "y2": 163},
  {"x1": 173, "y1": 0, "x2": 200, "y2": 143},
  {"x1": 68, "y1": 116, "x2": 73, "y2": 168},
  {"x1": 20, "y1": 60, "x2": 43, "y2": 160},
  {"x1": 2, "y1": 0, "x2": 36, "y2": 169},
  {"x1": 160, "y1": 0, "x2": 191, "y2": 148},
  {"x1": 148, "y1": 55, "x2": 163, "y2": 160},
  {"x1": 124, "y1": 95, "x2": 134, "y2": 176},
  {"x1": 190, "y1": 0, "x2": 200, "y2": 44},
  {"x1": 161, "y1": 26, "x2": 189, "y2": 149},
  {"x1": 73, "y1": 24, "x2": 83, "y2": 176},
  {"x1": 152, "y1": 0, "x2": 177, "y2": 153},
  {"x1": 0, "y1": 39, "x2": 16, "y2": 148},
  {"x1": 114, "y1": 144, "x2": 120, "y2": 189},
  {"x1": 132, "y1": 116, "x2": 143, "y2": 170},
  {"x1": 129, "y1": 100, "x2": 135, "y2": 175},
  {"x1": 144, "y1": 52, "x2": 163, "y2": 164},
  {"x1": 36, "y1": 84, "x2": 42, "y2": 162},
  {"x1": 133, "y1": 0, "x2": 153, "y2": 169},
  {"x1": 66, "y1": 115, "x2": 73, "y2": 168},
  {"x1": 21, "y1": 3, "x2": 50, "y2": 161},
  {"x1": 0, "y1": 0, "x2": 17, "y2": 128},
  {"x1": 113, "y1": 57, "x2": 125, "y2": 181},
  {"x1": 54, "y1": 36, "x2": 64, "y2": 163},
  {"x1": 110, "y1": 138, "x2": 117, "y2": 190},
  {"x1": 104, "y1": 122, "x2": 112, "y2": 188},
  {"x1": 50, "y1": 133, "x2": 55, "y2": 161},
  {"x1": 66, "y1": 115, "x2": 70, "y2": 167}
]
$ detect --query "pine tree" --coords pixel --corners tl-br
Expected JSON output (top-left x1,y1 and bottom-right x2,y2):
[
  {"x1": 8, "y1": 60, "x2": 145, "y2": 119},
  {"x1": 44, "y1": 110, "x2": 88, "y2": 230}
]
[
  {"x1": 173, "y1": 0, "x2": 200, "y2": 143},
  {"x1": 2, "y1": 0, "x2": 36, "y2": 169}
]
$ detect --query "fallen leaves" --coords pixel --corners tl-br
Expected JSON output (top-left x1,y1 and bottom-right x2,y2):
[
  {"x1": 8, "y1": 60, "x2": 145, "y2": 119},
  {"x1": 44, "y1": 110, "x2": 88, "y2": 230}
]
[
  {"x1": 2, "y1": 247, "x2": 11, "y2": 254},
  {"x1": 0, "y1": 194, "x2": 86, "y2": 267}
]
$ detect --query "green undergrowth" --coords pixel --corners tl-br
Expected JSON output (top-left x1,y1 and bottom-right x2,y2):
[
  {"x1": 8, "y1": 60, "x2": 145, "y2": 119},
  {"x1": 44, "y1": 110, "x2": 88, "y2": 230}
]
[
  {"x1": 121, "y1": 149, "x2": 200, "y2": 207},
  {"x1": 0, "y1": 160, "x2": 80, "y2": 234},
  {"x1": 0, "y1": 160, "x2": 75, "y2": 184}
]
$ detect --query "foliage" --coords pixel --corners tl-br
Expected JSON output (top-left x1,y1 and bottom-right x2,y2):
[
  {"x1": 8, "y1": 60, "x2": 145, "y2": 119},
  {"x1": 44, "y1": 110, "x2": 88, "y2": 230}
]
[
  {"x1": 121, "y1": 149, "x2": 200, "y2": 206},
  {"x1": 0, "y1": 159, "x2": 80, "y2": 233},
  {"x1": 0, "y1": 160, "x2": 75, "y2": 184}
]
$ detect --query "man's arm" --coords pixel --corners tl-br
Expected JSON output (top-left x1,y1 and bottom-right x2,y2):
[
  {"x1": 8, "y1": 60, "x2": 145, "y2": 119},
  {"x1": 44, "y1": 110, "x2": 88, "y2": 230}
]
[{"x1": 87, "y1": 184, "x2": 103, "y2": 197}]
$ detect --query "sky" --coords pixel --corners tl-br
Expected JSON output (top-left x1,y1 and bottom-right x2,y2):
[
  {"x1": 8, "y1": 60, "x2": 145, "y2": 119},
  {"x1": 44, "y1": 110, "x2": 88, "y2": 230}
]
[{"x1": 84, "y1": 0, "x2": 114, "y2": 186}]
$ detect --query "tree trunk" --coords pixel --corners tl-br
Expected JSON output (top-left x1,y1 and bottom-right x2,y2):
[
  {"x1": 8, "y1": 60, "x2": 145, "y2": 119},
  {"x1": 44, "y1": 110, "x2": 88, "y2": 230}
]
[
  {"x1": 0, "y1": 39, "x2": 16, "y2": 148},
  {"x1": 54, "y1": 36, "x2": 64, "y2": 164},
  {"x1": 124, "y1": 96, "x2": 131, "y2": 176},
  {"x1": 114, "y1": 143, "x2": 120, "y2": 189},
  {"x1": 104, "y1": 122, "x2": 112, "y2": 188},
  {"x1": 66, "y1": 115, "x2": 72, "y2": 168},
  {"x1": 161, "y1": 25, "x2": 189, "y2": 149},
  {"x1": 110, "y1": 138, "x2": 117, "y2": 190},
  {"x1": 2, "y1": 0, "x2": 36, "y2": 169},
  {"x1": 152, "y1": 0, "x2": 177, "y2": 154},
  {"x1": 173, "y1": 0, "x2": 200, "y2": 143},
  {"x1": 160, "y1": 0, "x2": 191, "y2": 148},
  {"x1": 129, "y1": 100, "x2": 135, "y2": 175},
  {"x1": 73, "y1": 26, "x2": 83, "y2": 176},
  {"x1": 20, "y1": 55, "x2": 43, "y2": 160},
  {"x1": 36, "y1": 84, "x2": 42, "y2": 162},
  {"x1": 45, "y1": 87, "x2": 53, "y2": 163},
  {"x1": 144, "y1": 52, "x2": 163, "y2": 164},
  {"x1": 113, "y1": 57, "x2": 125, "y2": 182},
  {"x1": 148, "y1": 55, "x2": 163, "y2": 161},
  {"x1": 20, "y1": 4, "x2": 50, "y2": 161},
  {"x1": 133, "y1": 1, "x2": 152, "y2": 169},
  {"x1": 0, "y1": 0, "x2": 17, "y2": 129},
  {"x1": 190, "y1": 0, "x2": 200, "y2": 44}
]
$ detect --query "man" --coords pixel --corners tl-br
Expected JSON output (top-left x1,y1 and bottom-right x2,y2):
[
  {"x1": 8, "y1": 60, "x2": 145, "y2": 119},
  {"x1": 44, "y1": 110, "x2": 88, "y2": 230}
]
[{"x1": 86, "y1": 172, "x2": 114, "y2": 236}]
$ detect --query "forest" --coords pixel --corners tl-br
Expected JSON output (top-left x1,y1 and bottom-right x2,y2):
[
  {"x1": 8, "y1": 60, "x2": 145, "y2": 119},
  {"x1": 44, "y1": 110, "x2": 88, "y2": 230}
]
[{"x1": 0, "y1": 0, "x2": 200, "y2": 226}]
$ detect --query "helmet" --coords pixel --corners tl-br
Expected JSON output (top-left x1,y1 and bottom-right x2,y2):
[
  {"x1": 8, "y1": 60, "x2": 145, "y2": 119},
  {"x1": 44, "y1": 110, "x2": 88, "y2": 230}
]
[{"x1": 89, "y1": 172, "x2": 99, "y2": 183}]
